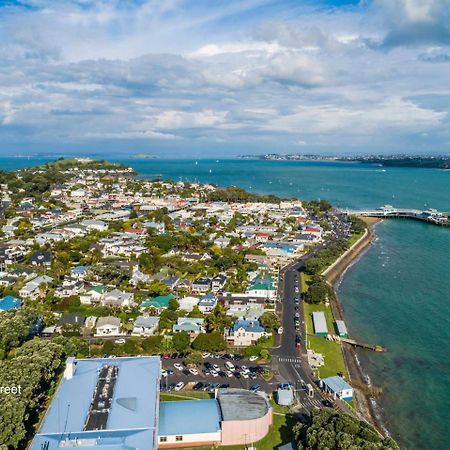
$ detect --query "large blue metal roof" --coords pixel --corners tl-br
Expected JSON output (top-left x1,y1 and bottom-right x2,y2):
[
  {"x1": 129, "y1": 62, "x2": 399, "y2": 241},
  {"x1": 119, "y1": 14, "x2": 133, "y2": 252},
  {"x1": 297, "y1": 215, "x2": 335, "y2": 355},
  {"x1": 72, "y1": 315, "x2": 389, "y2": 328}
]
[
  {"x1": 158, "y1": 400, "x2": 221, "y2": 436},
  {"x1": 30, "y1": 356, "x2": 161, "y2": 450}
]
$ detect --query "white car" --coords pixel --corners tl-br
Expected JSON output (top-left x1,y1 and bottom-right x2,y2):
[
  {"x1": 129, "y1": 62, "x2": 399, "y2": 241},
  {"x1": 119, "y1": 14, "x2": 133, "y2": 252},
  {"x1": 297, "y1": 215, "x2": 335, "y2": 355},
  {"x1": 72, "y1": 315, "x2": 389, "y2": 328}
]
[
  {"x1": 210, "y1": 370, "x2": 219, "y2": 377},
  {"x1": 249, "y1": 356, "x2": 258, "y2": 362},
  {"x1": 202, "y1": 352, "x2": 210, "y2": 358},
  {"x1": 240, "y1": 365, "x2": 249, "y2": 372},
  {"x1": 174, "y1": 363, "x2": 183, "y2": 371},
  {"x1": 278, "y1": 327, "x2": 284, "y2": 335},
  {"x1": 226, "y1": 370, "x2": 234, "y2": 377},
  {"x1": 161, "y1": 369, "x2": 168, "y2": 377},
  {"x1": 114, "y1": 338, "x2": 126, "y2": 344},
  {"x1": 241, "y1": 371, "x2": 249, "y2": 378},
  {"x1": 189, "y1": 368, "x2": 199, "y2": 375},
  {"x1": 213, "y1": 364, "x2": 220, "y2": 371},
  {"x1": 174, "y1": 382, "x2": 185, "y2": 391}
]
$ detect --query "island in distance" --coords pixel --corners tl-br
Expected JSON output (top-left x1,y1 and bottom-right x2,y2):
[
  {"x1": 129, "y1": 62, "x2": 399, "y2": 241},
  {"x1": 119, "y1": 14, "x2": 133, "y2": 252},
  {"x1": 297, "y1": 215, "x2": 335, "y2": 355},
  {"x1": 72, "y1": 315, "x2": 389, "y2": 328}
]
[{"x1": 241, "y1": 153, "x2": 450, "y2": 169}]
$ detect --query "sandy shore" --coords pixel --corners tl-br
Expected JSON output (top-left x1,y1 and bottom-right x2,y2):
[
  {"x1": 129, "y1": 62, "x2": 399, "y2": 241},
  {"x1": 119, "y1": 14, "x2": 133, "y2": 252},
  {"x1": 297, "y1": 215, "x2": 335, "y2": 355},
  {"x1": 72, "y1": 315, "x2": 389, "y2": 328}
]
[{"x1": 324, "y1": 217, "x2": 386, "y2": 433}]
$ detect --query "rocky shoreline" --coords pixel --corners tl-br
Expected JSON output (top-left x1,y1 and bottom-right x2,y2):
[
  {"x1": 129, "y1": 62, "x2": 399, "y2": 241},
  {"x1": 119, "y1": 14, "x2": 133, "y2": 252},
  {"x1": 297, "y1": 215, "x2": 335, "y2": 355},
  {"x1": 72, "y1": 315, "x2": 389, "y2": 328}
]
[{"x1": 324, "y1": 217, "x2": 387, "y2": 434}]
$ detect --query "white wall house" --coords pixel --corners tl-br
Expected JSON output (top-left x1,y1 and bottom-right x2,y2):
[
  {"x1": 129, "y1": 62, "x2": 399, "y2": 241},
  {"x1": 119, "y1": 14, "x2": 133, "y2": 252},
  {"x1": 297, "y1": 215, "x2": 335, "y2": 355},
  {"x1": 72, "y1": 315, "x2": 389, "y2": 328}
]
[{"x1": 95, "y1": 316, "x2": 122, "y2": 337}]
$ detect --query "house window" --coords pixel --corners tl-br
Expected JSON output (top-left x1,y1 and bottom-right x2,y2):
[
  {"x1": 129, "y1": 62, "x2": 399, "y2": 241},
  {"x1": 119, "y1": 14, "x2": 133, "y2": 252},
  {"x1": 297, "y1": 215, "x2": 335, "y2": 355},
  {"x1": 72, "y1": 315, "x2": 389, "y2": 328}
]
[
  {"x1": 176, "y1": 436, "x2": 183, "y2": 442},
  {"x1": 159, "y1": 437, "x2": 167, "y2": 442}
]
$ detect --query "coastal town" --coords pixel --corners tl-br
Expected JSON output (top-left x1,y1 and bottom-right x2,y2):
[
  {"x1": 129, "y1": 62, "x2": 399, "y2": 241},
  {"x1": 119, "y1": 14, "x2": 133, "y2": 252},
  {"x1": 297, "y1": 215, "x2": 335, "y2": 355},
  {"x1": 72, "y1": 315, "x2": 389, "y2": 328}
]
[{"x1": 0, "y1": 158, "x2": 398, "y2": 450}]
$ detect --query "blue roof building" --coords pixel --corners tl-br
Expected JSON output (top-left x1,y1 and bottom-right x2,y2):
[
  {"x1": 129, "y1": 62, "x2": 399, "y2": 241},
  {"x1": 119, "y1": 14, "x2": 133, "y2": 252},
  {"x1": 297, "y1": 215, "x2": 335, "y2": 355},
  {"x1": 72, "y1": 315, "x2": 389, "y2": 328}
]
[
  {"x1": 159, "y1": 399, "x2": 221, "y2": 436},
  {"x1": 30, "y1": 356, "x2": 161, "y2": 450},
  {"x1": 320, "y1": 376, "x2": 353, "y2": 401},
  {"x1": 232, "y1": 319, "x2": 265, "y2": 333},
  {"x1": 0, "y1": 295, "x2": 22, "y2": 312}
]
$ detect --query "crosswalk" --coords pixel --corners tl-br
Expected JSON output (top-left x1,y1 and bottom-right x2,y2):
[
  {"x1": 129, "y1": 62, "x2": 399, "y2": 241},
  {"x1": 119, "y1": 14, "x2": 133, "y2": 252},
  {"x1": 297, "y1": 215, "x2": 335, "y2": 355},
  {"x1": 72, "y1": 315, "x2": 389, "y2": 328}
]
[{"x1": 276, "y1": 356, "x2": 302, "y2": 363}]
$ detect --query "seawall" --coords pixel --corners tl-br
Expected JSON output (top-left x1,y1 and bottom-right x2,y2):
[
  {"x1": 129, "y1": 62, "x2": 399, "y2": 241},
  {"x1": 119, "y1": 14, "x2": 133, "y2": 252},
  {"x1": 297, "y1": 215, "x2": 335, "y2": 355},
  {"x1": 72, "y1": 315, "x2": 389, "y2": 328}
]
[{"x1": 324, "y1": 218, "x2": 385, "y2": 433}]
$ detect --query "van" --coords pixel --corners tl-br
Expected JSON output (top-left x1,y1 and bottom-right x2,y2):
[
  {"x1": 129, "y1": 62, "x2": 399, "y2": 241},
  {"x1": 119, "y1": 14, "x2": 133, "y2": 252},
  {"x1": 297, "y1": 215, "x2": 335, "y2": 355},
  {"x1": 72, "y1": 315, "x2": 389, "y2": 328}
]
[
  {"x1": 306, "y1": 383, "x2": 314, "y2": 397},
  {"x1": 225, "y1": 361, "x2": 235, "y2": 371}
]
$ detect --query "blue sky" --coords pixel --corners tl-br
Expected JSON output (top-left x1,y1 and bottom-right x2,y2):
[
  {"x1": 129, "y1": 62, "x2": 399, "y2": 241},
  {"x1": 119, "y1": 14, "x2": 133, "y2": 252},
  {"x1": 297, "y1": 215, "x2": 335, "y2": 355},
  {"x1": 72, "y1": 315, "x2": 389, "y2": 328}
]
[{"x1": 0, "y1": 0, "x2": 450, "y2": 157}]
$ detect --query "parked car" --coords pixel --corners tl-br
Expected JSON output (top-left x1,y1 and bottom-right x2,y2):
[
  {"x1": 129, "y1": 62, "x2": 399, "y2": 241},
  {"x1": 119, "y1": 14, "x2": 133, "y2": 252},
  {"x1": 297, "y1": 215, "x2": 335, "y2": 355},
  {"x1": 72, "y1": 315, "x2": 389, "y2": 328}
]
[
  {"x1": 250, "y1": 384, "x2": 260, "y2": 392},
  {"x1": 174, "y1": 382, "x2": 185, "y2": 391},
  {"x1": 174, "y1": 363, "x2": 183, "y2": 371},
  {"x1": 189, "y1": 367, "x2": 199, "y2": 375},
  {"x1": 278, "y1": 327, "x2": 283, "y2": 335},
  {"x1": 249, "y1": 356, "x2": 258, "y2": 362},
  {"x1": 114, "y1": 338, "x2": 126, "y2": 344},
  {"x1": 193, "y1": 382, "x2": 205, "y2": 390}
]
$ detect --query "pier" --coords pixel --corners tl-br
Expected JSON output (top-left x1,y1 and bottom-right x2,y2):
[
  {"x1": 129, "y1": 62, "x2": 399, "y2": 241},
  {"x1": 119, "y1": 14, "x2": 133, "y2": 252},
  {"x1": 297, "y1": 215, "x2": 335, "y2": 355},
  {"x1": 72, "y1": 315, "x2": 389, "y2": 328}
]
[
  {"x1": 340, "y1": 338, "x2": 386, "y2": 352},
  {"x1": 341, "y1": 205, "x2": 450, "y2": 227}
]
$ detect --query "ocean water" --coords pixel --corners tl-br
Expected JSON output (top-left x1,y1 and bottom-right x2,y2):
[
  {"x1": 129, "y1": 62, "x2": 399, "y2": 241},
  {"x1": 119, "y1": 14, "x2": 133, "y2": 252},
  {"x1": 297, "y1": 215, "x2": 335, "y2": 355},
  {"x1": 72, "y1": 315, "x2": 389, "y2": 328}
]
[{"x1": 2, "y1": 157, "x2": 450, "y2": 449}]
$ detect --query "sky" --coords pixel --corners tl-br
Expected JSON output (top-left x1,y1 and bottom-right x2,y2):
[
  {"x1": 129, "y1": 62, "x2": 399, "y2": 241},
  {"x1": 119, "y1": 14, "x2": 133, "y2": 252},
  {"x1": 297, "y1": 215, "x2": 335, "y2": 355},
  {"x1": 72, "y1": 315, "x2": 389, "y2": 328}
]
[{"x1": 1, "y1": 0, "x2": 450, "y2": 157}]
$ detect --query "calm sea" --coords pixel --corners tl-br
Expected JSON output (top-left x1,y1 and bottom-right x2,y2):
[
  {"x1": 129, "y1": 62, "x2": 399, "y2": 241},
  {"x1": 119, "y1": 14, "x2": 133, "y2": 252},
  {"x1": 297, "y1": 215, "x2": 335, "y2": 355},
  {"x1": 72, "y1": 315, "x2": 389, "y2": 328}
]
[{"x1": 2, "y1": 157, "x2": 449, "y2": 449}]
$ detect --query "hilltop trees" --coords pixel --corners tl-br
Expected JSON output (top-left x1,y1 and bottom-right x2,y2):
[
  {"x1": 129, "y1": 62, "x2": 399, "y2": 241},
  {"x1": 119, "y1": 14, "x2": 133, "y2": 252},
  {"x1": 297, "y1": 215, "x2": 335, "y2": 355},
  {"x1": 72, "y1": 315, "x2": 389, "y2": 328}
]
[{"x1": 294, "y1": 409, "x2": 399, "y2": 450}]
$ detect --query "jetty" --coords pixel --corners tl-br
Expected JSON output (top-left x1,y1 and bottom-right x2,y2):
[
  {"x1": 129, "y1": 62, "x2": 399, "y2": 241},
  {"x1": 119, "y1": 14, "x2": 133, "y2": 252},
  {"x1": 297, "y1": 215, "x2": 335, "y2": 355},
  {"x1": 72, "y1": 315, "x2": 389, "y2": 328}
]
[
  {"x1": 341, "y1": 205, "x2": 450, "y2": 227},
  {"x1": 340, "y1": 338, "x2": 386, "y2": 353}
]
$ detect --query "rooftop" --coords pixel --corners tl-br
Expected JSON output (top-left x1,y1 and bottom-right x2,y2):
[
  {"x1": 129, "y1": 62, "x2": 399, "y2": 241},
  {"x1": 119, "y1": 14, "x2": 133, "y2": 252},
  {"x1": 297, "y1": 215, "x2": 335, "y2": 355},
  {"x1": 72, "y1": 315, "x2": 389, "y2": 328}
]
[
  {"x1": 30, "y1": 356, "x2": 161, "y2": 450},
  {"x1": 322, "y1": 376, "x2": 352, "y2": 393},
  {"x1": 158, "y1": 400, "x2": 221, "y2": 436},
  {"x1": 217, "y1": 388, "x2": 270, "y2": 421}
]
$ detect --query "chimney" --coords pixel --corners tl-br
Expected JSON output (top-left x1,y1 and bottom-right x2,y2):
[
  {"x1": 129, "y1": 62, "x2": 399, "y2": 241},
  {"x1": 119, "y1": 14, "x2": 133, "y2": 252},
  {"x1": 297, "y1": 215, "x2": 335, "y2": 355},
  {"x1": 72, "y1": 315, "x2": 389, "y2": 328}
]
[{"x1": 64, "y1": 357, "x2": 77, "y2": 380}]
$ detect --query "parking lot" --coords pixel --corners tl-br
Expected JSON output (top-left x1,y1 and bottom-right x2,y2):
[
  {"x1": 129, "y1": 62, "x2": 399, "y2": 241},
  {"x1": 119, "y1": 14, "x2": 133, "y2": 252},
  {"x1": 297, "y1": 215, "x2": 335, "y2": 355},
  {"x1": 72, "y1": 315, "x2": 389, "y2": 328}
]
[{"x1": 160, "y1": 352, "x2": 273, "y2": 394}]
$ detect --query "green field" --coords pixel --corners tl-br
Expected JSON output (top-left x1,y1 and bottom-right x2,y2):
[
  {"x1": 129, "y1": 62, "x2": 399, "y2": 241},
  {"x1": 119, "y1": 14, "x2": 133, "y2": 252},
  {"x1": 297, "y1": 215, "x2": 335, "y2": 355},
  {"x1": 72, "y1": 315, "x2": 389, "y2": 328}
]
[
  {"x1": 160, "y1": 391, "x2": 212, "y2": 402},
  {"x1": 348, "y1": 231, "x2": 364, "y2": 247},
  {"x1": 300, "y1": 272, "x2": 311, "y2": 293},
  {"x1": 303, "y1": 302, "x2": 348, "y2": 379},
  {"x1": 179, "y1": 413, "x2": 295, "y2": 450}
]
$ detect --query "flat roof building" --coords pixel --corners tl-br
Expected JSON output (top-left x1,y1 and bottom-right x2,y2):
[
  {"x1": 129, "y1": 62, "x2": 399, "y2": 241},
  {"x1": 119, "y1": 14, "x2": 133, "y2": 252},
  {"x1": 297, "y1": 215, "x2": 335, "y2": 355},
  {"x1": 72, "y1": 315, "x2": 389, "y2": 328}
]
[
  {"x1": 312, "y1": 311, "x2": 328, "y2": 336},
  {"x1": 335, "y1": 320, "x2": 348, "y2": 338},
  {"x1": 30, "y1": 356, "x2": 161, "y2": 450},
  {"x1": 320, "y1": 375, "x2": 353, "y2": 401}
]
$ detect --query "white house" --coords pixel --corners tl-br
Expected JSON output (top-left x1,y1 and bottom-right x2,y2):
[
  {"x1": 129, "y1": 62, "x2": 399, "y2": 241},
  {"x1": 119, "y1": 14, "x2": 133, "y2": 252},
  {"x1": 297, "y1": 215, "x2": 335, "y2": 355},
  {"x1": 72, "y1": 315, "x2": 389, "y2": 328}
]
[
  {"x1": 198, "y1": 293, "x2": 218, "y2": 314},
  {"x1": 178, "y1": 296, "x2": 200, "y2": 312},
  {"x1": 95, "y1": 316, "x2": 122, "y2": 337},
  {"x1": 19, "y1": 275, "x2": 53, "y2": 299},
  {"x1": 227, "y1": 319, "x2": 270, "y2": 347},
  {"x1": 101, "y1": 289, "x2": 135, "y2": 308},
  {"x1": 132, "y1": 314, "x2": 160, "y2": 336},
  {"x1": 173, "y1": 317, "x2": 205, "y2": 336},
  {"x1": 79, "y1": 285, "x2": 108, "y2": 305},
  {"x1": 81, "y1": 219, "x2": 108, "y2": 232}
]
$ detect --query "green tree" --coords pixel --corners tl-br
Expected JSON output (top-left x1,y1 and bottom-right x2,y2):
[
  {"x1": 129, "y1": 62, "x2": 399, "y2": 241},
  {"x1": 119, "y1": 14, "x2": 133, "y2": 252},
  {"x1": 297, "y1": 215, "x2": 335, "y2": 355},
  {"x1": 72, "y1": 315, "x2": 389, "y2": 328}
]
[
  {"x1": 259, "y1": 312, "x2": 281, "y2": 331},
  {"x1": 172, "y1": 331, "x2": 191, "y2": 352},
  {"x1": 185, "y1": 351, "x2": 203, "y2": 367},
  {"x1": 192, "y1": 331, "x2": 227, "y2": 352}
]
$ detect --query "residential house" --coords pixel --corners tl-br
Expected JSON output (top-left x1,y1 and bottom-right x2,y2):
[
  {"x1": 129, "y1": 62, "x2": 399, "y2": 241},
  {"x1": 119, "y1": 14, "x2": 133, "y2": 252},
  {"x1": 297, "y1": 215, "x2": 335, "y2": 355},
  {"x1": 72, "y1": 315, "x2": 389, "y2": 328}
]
[
  {"x1": 227, "y1": 319, "x2": 270, "y2": 347},
  {"x1": 178, "y1": 296, "x2": 199, "y2": 312},
  {"x1": 95, "y1": 316, "x2": 122, "y2": 337},
  {"x1": 198, "y1": 293, "x2": 218, "y2": 314},
  {"x1": 129, "y1": 266, "x2": 150, "y2": 287},
  {"x1": 56, "y1": 313, "x2": 86, "y2": 334},
  {"x1": 191, "y1": 277, "x2": 211, "y2": 295},
  {"x1": 211, "y1": 274, "x2": 227, "y2": 292},
  {"x1": 140, "y1": 294, "x2": 175, "y2": 313},
  {"x1": 71, "y1": 265, "x2": 89, "y2": 280},
  {"x1": 173, "y1": 317, "x2": 205, "y2": 337},
  {"x1": 81, "y1": 219, "x2": 108, "y2": 232},
  {"x1": 19, "y1": 275, "x2": 53, "y2": 299},
  {"x1": 30, "y1": 251, "x2": 51, "y2": 267},
  {"x1": 101, "y1": 289, "x2": 135, "y2": 308},
  {"x1": 162, "y1": 276, "x2": 180, "y2": 290},
  {"x1": 79, "y1": 285, "x2": 108, "y2": 305},
  {"x1": 132, "y1": 314, "x2": 160, "y2": 336}
]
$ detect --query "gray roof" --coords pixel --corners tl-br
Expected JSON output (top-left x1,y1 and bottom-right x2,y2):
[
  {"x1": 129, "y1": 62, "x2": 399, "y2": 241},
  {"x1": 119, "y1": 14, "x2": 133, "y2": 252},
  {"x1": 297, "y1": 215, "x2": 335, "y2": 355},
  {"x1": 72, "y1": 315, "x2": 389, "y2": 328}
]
[
  {"x1": 217, "y1": 388, "x2": 270, "y2": 421},
  {"x1": 96, "y1": 316, "x2": 121, "y2": 327},
  {"x1": 134, "y1": 315, "x2": 159, "y2": 328}
]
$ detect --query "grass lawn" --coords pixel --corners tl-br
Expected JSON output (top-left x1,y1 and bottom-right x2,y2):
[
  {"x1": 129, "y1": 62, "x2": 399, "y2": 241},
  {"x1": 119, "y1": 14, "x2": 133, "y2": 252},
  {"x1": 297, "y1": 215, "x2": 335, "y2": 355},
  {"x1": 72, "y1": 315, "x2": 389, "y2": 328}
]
[
  {"x1": 178, "y1": 413, "x2": 296, "y2": 450},
  {"x1": 348, "y1": 231, "x2": 364, "y2": 247},
  {"x1": 303, "y1": 302, "x2": 348, "y2": 379},
  {"x1": 160, "y1": 391, "x2": 212, "y2": 402},
  {"x1": 300, "y1": 272, "x2": 311, "y2": 294}
]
